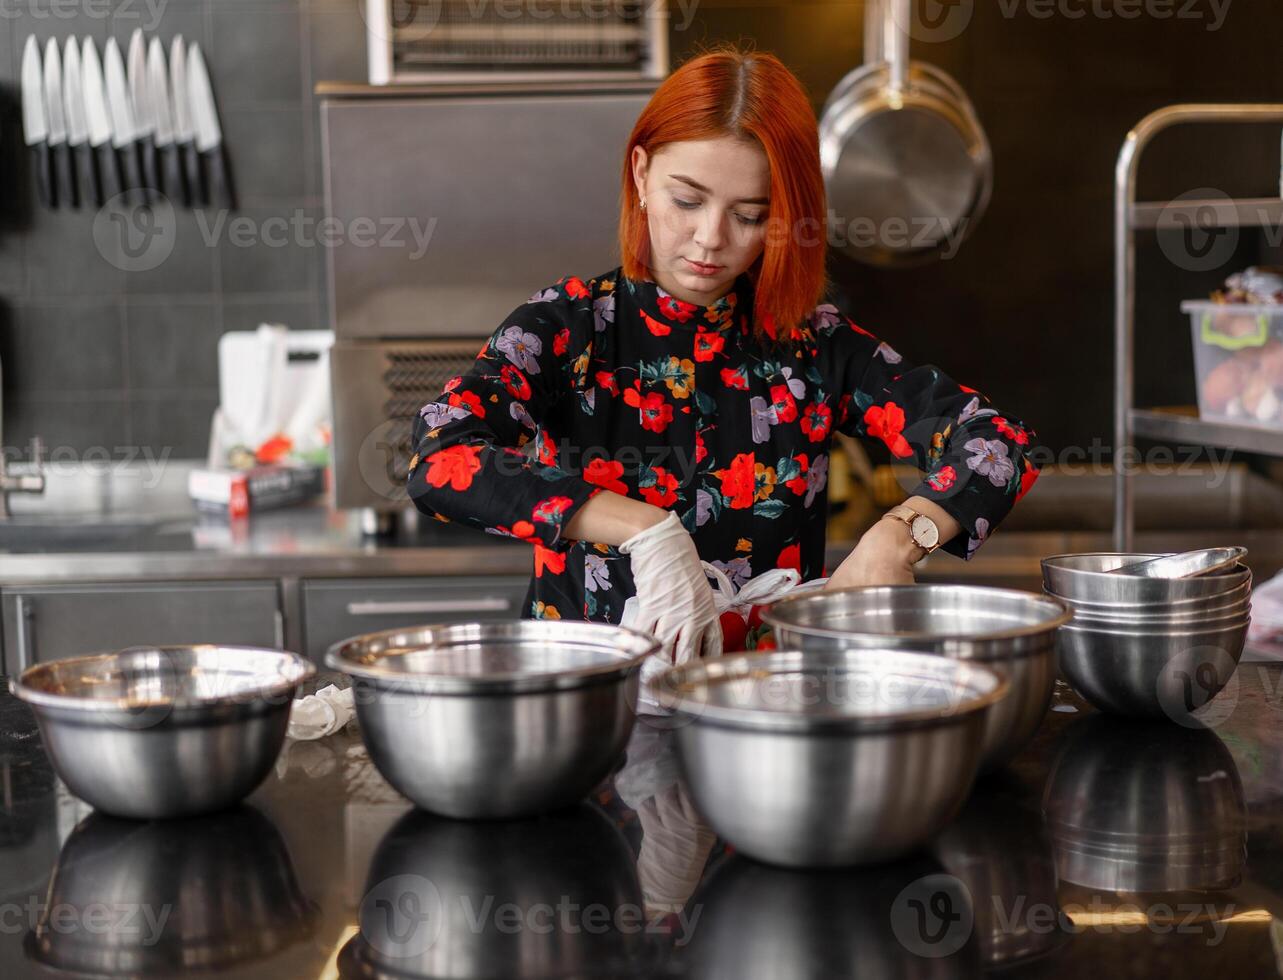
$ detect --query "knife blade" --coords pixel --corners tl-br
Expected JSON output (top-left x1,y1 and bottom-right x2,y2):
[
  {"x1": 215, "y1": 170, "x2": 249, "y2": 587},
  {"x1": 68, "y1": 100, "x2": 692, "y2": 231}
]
[
  {"x1": 81, "y1": 38, "x2": 120, "y2": 204},
  {"x1": 170, "y1": 36, "x2": 202, "y2": 207},
  {"x1": 187, "y1": 43, "x2": 233, "y2": 209},
  {"x1": 63, "y1": 37, "x2": 99, "y2": 208},
  {"x1": 147, "y1": 36, "x2": 186, "y2": 206},
  {"x1": 21, "y1": 35, "x2": 53, "y2": 208},
  {"x1": 43, "y1": 37, "x2": 75, "y2": 208},
  {"x1": 103, "y1": 37, "x2": 143, "y2": 199},
  {"x1": 127, "y1": 28, "x2": 159, "y2": 199}
]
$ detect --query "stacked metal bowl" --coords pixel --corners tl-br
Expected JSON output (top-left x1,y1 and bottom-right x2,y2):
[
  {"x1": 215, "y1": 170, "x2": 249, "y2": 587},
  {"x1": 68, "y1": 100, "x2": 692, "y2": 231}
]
[{"x1": 1041, "y1": 552, "x2": 1252, "y2": 722}]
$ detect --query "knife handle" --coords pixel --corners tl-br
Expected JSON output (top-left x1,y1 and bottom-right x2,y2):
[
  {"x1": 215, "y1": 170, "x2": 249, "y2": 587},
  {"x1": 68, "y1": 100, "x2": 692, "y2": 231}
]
[
  {"x1": 203, "y1": 146, "x2": 235, "y2": 210},
  {"x1": 160, "y1": 142, "x2": 188, "y2": 207},
  {"x1": 116, "y1": 141, "x2": 144, "y2": 202},
  {"x1": 73, "y1": 142, "x2": 101, "y2": 208},
  {"x1": 95, "y1": 141, "x2": 122, "y2": 201},
  {"x1": 30, "y1": 142, "x2": 53, "y2": 208},
  {"x1": 138, "y1": 135, "x2": 159, "y2": 200},
  {"x1": 52, "y1": 142, "x2": 78, "y2": 209},
  {"x1": 182, "y1": 141, "x2": 205, "y2": 207}
]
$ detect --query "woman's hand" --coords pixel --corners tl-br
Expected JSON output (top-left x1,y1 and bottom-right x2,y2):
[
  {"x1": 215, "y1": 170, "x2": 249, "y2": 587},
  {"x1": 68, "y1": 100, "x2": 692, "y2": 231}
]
[
  {"x1": 620, "y1": 511, "x2": 723, "y2": 665},
  {"x1": 824, "y1": 515, "x2": 921, "y2": 591}
]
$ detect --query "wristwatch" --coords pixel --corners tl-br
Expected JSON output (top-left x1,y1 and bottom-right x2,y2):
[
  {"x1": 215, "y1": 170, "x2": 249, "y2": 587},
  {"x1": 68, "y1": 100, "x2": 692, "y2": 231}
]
[{"x1": 884, "y1": 504, "x2": 942, "y2": 561}]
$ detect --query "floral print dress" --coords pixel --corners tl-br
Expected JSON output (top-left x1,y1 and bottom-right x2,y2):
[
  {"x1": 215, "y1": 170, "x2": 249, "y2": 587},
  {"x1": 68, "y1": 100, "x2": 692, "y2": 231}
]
[{"x1": 407, "y1": 267, "x2": 1040, "y2": 625}]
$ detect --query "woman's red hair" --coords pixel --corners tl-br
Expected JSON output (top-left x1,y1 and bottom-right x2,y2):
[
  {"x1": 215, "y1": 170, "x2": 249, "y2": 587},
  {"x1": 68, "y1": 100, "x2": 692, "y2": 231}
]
[{"x1": 619, "y1": 45, "x2": 828, "y2": 344}]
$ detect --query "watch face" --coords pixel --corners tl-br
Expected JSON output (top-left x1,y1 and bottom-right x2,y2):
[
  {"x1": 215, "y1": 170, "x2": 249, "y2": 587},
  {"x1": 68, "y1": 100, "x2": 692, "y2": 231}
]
[{"x1": 911, "y1": 515, "x2": 940, "y2": 549}]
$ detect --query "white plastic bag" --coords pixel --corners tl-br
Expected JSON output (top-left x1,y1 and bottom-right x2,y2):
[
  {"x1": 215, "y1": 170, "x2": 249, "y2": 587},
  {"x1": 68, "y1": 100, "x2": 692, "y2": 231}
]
[
  {"x1": 624, "y1": 562, "x2": 828, "y2": 715},
  {"x1": 287, "y1": 684, "x2": 355, "y2": 740}
]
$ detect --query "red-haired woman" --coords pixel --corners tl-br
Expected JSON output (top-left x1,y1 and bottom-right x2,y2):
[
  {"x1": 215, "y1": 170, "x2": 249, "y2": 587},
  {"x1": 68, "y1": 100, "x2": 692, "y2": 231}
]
[{"x1": 408, "y1": 47, "x2": 1040, "y2": 665}]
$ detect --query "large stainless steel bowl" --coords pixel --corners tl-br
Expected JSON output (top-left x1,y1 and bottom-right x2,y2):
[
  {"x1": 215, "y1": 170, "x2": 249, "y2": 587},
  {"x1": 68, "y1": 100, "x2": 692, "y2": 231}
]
[
  {"x1": 1055, "y1": 618, "x2": 1248, "y2": 721},
  {"x1": 651, "y1": 648, "x2": 1008, "y2": 868},
  {"x1": 762, "y1": 585, "x2": 1072, "y2": 769},
  {"x1": 10, "y1": 645, "x2": 314, "y2": 819},
  {"x1": 1064, "y1": 600, "x2": 1250, "y2": 628},
  {"x1": 1042, "y1": 553, "x2": 1251, "y2": 605},
  {"x1": 326, "y1": 621, "x2": 658, "y2": 819},
  {"x1": 1052, "y1": 575, "x2": 1252, "y2": 613}
]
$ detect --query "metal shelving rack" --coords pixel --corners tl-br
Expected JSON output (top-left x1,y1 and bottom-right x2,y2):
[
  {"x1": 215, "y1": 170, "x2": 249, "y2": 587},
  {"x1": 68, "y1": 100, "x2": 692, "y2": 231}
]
[{"x1": 1114, "y1": 104, "x2": 1283, "y2": 550}]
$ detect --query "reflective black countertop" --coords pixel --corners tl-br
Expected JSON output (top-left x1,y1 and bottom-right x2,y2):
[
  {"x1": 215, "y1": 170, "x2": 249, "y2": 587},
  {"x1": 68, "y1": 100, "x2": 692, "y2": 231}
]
[{"x1": 5, "y1": 666, "x2": 1283, "y2": 978}]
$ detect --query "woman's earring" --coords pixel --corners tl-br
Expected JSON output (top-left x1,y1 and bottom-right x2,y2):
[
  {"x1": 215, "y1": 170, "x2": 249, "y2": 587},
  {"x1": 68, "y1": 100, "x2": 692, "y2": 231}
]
[{"x1": 640, "y1": 198, "x2": 647, "y2": 210}]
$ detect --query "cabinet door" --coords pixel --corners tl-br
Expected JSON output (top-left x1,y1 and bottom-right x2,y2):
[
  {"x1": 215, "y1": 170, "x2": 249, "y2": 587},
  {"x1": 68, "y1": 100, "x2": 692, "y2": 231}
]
[
  {"x1": 1, "y1": 582, "x2": 283, "y2": 674},
  {"x1": 302, "y1": 576, "x2": 529, "y2": 663}
]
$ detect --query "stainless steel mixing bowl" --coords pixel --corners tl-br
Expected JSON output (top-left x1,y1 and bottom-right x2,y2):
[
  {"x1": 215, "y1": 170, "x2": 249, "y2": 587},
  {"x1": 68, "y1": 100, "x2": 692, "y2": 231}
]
[
  {"x1": 326, "y1": 621, "x2": 658, "y2": 819},
  {"x1": 1051, "y1": 578, "x2": 1251, "y2": 617},
  {"x1": 1042, "y1": 553, "x2": 1251, "y2": 605},
  {"x1": 651, "y1": 648, "x2": 1008, "y2": 868},
  {"x1": 1064, "y1": 599, "x2": 1250, "y2": 628},
  {"x1": 1055, "y1": 618, "x2": 1248, "y2": 720},
  {"x1": 10, "y1": 645, "x2": 314, "y2": 819},
  {"x1": 762, "y1": 585, "x2": 1071, "y2": 769}
]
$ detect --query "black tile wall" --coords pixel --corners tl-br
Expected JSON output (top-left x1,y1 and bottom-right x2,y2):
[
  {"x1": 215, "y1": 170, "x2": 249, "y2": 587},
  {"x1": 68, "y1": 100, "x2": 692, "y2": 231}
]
[
  {"x1": 2, "y1": 0, "x2": 1282, "y2": 464},
  {"x1": 0, "y1": 0, "x2": 357, "y2": 458}
]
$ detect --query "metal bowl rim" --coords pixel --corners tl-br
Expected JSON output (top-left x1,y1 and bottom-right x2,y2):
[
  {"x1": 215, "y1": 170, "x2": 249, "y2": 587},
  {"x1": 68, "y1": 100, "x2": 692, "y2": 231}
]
[
  {"x1": 325, "y1": 619, "x2": 660, "y2": 694},
  {"x1": 1058, "y1": 618, "x2": 1250, "y2": 637},
  {"x1": 647, "y1": 647, "x2": 1010, "y2": 733},
  {"x1": 1041, "y1": 553, "x2": 1251, "y2": 587},
  {"x1": 761, "y1": 583, "x2": 1074, "y2": 645},
  {"x1": 9, "y1": 645, "x2": 316, "y2": 714},
  {"x1": 1045, "y1": 578, "x2": 1252, "y2": 610}
]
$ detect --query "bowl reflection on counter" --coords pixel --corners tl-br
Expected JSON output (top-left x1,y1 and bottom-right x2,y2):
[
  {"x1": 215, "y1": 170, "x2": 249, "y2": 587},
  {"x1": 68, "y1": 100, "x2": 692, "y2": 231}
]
[
  {"x1": 340, "y1": 803, "x2": 647, "y2": 979},
  {"x1": 933, "y1": 772, "x2": 1069, "y2": 970},
  {"x1": 24, "y1": 806, "x2": 317, "y2": 976},
  {"x1": 679, "y1": 853, "x2": 981, "y2": 978},
  {"x1": 1042, "y1": 716, "x2": 1247, "y2": 893}
]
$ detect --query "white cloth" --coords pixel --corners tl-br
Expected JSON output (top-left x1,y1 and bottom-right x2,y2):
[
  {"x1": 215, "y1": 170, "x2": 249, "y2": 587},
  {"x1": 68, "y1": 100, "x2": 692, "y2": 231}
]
[
  {"x1": 287, "y1": 684, "x2": 354, "y2": 740},
  {"x1": 619, "y1": 511, "x2": 723, "y2": 669}
]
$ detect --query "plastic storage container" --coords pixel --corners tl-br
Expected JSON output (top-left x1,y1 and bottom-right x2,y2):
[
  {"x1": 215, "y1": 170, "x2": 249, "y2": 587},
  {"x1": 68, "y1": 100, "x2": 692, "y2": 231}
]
[{"x1": 1184, "y1": 300, "x2": 1283, "y2": 429}]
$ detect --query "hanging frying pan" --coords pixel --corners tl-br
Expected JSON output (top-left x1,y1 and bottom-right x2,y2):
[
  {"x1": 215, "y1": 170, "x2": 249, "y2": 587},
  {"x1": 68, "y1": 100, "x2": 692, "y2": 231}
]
[{"x1": 819, "y1": 0, "x2": 992, "y2": 267}]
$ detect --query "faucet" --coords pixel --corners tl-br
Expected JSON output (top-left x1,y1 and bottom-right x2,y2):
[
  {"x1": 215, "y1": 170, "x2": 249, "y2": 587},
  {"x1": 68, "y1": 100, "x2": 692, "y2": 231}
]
[{"x1": 0, "y1": 352, "x2": 46, "y2": 518}]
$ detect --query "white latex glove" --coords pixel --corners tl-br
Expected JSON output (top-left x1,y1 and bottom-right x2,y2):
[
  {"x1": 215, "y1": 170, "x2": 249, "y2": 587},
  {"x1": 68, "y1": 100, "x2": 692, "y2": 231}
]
[{"x1": 619, "y1": 511, "x2": 723, "y2": 667}]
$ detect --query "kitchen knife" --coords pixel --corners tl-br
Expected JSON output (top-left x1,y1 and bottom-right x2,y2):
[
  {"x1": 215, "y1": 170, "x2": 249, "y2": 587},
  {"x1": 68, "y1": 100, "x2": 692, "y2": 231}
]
[
  {"x1": 146, "y1": 36, "x2": 185, "y2": 205},
  {"x1": 103, "y1": 37, "x2": 144, "y2": 199},
  {"x1": 20, "y1": 35, "x2": 53, "y2": 208},
  {"x1": 82, "y1": 38, "x2": 121, "y2": 203},
  {"x1": 127, "y1": 29, "x2": 159, "y2": 199},
  {"x1": 43, "y1": 38, "x2": 76, "y2": 208},
  {"x1": 62, "y1": 37, "x2": 98, "y2": 209},
  {"x1": 170, "y1": 36, "x2": 201, "y2": 207},
  {"x1": 188, "y1": 43, "x2": 234, "y2": 209}
]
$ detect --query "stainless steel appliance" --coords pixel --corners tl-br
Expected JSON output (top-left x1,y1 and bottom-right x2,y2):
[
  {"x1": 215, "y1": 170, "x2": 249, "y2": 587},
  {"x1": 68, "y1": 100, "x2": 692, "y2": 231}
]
[{"x1": 320, "y1": 80, "x2": 657, "y2": 517}]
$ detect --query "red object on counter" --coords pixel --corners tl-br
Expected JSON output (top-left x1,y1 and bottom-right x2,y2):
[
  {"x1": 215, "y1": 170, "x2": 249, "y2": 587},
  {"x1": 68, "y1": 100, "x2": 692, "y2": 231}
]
[{"x1": 719, "y1": 611, "x2": 749, "y2": 653}]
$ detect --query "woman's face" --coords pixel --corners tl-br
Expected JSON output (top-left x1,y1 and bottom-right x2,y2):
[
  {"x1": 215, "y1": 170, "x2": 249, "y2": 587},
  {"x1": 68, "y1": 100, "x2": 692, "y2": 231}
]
[{"x1": 631, "y1": 136, "x2": 771, "y2": 306}]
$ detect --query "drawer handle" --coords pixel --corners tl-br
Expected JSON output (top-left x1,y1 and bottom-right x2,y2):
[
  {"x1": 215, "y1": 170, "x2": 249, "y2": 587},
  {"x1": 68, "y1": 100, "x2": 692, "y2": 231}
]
[{"x1": 346, "y1": 598, "x2": 513, "y2": 616}]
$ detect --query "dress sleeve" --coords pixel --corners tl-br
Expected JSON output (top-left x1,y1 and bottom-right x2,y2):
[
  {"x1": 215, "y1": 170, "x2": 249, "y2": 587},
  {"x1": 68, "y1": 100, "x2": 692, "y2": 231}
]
[
  {"x1": 816, "y1": 305, "x2": 1041, "y2": 560},
  {"x1": 406, "y1": 278, "x2": 603, "y2": 552}
]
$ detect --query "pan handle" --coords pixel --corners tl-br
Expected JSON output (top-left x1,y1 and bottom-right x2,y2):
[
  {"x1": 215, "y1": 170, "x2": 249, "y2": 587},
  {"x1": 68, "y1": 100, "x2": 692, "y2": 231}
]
[{"x1": 867, "y1": 0, "x2": 911, "y2": 92}]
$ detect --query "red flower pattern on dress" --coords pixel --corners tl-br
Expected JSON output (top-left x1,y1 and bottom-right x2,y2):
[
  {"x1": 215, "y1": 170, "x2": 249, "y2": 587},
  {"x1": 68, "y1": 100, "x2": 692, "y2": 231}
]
[
  {"x1": 425, "y1": 445, "x2": 482, "y2": 491},
  {"x1": 595, "y1": 370, "x2": 619, "y2": 395},
  {"x1": 863, "y1": 401, "x2": 912, "y2": 457},
  {"x1": 993, "y1": 417, "x2": 1029, "y2": 446},
  {"x1": 800, "y1": 402, "x2": 833, "y2": 443},
  {"x1": 715, "y1": 453, "x2": 756, "y2": 510},
  {"x1": 534, "y1": 541, "x2": 567, "y2": 577},
  {"x1": 640, "y1": 310, "x2": 672, "y2": 337},
  {"x1": 721, "y1": 367, "x2": 749, "y2": 390},
  {"x1": 785, "y1": 453, "x2": 809, "y2": 495},
  {"x1": 694, "y1": 331, "x2": 725, "y2": 362},
  {"x1": 563, "y1": 277, "x2": 590, "y2": 300},
  {"x1": 624, "y1": 385, "x2": 674, "y2": 433},
  {"x1": 927, "y1": 465, "x2": 957, "y2": 492},
  {"x1": 640, "y1": 466, "x2": 679, "y2": 507},
  {"x1": 658, "y1": 293, "x2": 696, "y2": 323},
  {"x1": 1016, "y1": 459, "x2": 1039, "y2": 501},
  {"x1": 553, "y1": 328, "x2": 570, "y2": 357},
  {"x1": 448, "y1": 390, "x2": 485, "y2": 418},
  {"x1": 584, "y1": 458, "x2": 628, "y2": 495},
  {"x1": 500, "y1": 365, "x2": 531, "y2": 400},
  {"x1": 776, "y1": 542, "x2": 801, "y2": 572},
  {"x1": 770, "y1": 385, "x2": 798, "y2": 423},
  {"x1": 532, "y1": 495, "x2": 574, "y2": 524}
]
